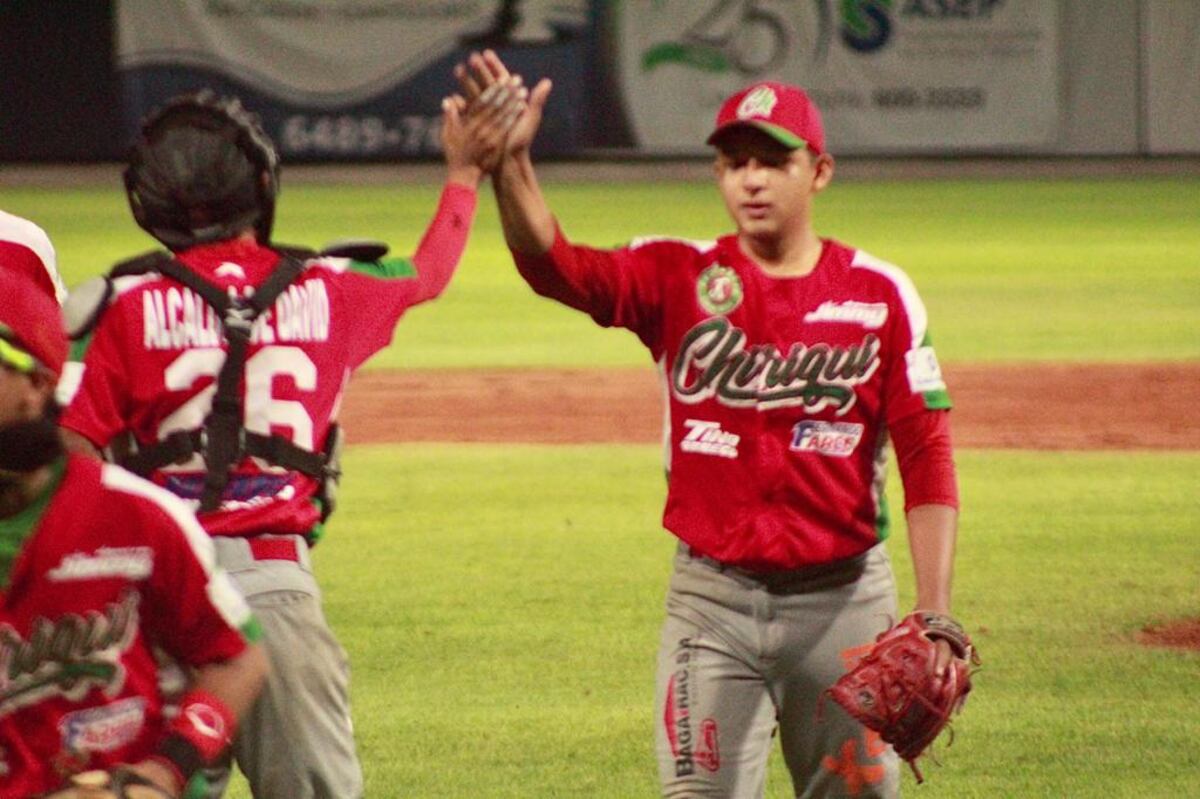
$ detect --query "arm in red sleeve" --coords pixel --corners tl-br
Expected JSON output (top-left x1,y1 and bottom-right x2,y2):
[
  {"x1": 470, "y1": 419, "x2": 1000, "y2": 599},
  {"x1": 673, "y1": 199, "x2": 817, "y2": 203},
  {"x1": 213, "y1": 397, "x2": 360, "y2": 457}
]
[
  {"x1": 893, "y1": 409, "x2": 959, "y2": 614},
  {"x1": 511, "y1": 224, "x2": 665, "y2": 348},
  {"x1": 511, "y1": 223, "x2": 600, "y2": 315},
  {"x1": 408, "y1": 182, "x2": 478, "y2": 306},
  {"x1": 891, "y1": 409, "x2": 959, "y2": 511}
]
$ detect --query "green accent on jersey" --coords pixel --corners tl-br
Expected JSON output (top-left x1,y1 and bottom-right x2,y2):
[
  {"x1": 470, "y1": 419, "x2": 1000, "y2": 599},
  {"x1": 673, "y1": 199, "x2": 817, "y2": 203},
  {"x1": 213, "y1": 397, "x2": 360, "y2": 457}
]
[
  {"x1": 919, "y1": 331, "x2": 953, "y2": 411},
  {"x1": 347, "y1": 257, "x2": 416, "y2": 279},
  {"x1": 0, "y1": 458, "x2": 66, "y2": 588},
  {"x1": 240, "y1": 616, "x2": 264, "y2": 644},
  {"x1": 922, "y1": 388, "x2": 952, "y2": 410},
  {"x1": 875, "y1": 491, "x2": 891, "y2": 542},
  {"x1": 308, "y1": 498, "x2": 326, "y2": 544},
  {"x1": 69, "y1": 332, "x2": 92, "y2": 361}
]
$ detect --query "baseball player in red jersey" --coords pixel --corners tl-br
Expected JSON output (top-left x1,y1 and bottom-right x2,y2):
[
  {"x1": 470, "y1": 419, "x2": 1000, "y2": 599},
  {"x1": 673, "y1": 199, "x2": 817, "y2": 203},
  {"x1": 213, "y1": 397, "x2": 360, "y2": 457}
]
[
  {"x1": 458, "y1": 52, "x2": 964, "y2": 797},
  {"x1": 0, "y1": 269, "x2": 268, "y2": 798},
  {"x1": 0, "y1": 209, "x2": 67, "y2": 304},
  {"x1": 58, "y1": 86, "x2": 524, "y2": 797}
]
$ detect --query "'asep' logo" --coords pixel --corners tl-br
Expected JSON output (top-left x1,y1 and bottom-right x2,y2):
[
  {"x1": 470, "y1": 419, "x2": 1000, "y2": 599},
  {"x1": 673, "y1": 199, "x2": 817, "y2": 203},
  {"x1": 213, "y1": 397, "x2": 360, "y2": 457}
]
[{"x1": 838, "y1": 0, "x2": 894, "y2": 54}]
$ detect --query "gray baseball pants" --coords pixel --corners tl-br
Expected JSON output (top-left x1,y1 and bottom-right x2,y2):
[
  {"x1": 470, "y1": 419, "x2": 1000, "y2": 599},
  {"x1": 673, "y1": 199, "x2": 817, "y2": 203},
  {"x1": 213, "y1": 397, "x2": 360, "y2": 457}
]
[
  {"x1": 656, "y1": 543, "x2": 901, "y2": 798},
  {"x1": 205, "y1": 534, "x2": 364, "y2": 799}
]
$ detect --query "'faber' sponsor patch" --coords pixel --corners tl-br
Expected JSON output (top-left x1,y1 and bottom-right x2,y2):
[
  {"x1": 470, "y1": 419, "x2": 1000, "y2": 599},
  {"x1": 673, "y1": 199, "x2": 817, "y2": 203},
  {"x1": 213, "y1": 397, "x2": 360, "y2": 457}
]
[
  {"x1": 803, "y1": 301, "x2": 889, "y2": 329},
  {"x1": 681, "y1": 420, "x2": 740, "y2": 459},
  {"x1": 790, "y1": 421, "x2": 865, "y2": 457}
]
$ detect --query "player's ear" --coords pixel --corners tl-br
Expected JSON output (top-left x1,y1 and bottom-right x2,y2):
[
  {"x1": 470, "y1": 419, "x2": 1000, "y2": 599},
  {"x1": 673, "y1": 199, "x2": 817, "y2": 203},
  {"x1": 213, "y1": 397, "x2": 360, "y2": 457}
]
[{"x1": 812, "y1": 153, "x2": 835, "y2": 193}]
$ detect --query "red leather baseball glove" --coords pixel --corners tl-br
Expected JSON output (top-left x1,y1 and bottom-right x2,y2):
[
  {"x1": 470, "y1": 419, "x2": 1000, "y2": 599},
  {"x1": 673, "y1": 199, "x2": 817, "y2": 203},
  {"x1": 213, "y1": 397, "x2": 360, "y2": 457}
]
[{"x1": 827, "y1": 611, "x2": 979, "y2": 782}]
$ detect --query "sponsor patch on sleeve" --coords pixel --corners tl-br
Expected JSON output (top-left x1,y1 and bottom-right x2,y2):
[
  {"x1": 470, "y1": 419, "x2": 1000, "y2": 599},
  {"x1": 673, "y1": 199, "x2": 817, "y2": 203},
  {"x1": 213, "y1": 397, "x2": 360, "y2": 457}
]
[{"x1": 905, "y1": 346, "x2": 946, "y2": 394}]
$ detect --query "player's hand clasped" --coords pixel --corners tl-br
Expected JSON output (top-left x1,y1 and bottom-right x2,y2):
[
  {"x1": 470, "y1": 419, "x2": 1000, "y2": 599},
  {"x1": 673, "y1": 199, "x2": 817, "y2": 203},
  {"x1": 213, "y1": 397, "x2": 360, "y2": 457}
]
[
  {"x1": 440, "y1": 70, "x2": 528, "y2": 181},
  {"x1": 453, "y1": 49, "x2": 552, "y2": 166}
]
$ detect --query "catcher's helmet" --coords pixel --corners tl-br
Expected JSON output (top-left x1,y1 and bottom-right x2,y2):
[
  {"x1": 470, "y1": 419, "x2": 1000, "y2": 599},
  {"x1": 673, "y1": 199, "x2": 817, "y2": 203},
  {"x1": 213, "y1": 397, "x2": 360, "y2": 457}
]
[{"x1": 124, "y1": 90, "x2": 280, "y2": 251}]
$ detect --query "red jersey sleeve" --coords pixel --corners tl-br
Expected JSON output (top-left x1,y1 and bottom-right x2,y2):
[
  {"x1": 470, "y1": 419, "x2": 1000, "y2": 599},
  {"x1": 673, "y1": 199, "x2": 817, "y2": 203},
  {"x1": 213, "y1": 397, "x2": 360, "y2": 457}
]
[
  {"x1": 891, "y1": 409, "x2": 959, "y2": 511},
  {"x1": 332, "y1": 183, "x2": 477, "y2": 369},
  {"x1": 511, "y1": 225, "x2": 665, "y2": 348}
]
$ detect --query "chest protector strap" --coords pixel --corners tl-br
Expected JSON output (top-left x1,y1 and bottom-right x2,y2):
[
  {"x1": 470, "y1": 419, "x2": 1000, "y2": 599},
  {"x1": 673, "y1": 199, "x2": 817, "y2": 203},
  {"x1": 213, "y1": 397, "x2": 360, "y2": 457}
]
[{"x1": 113, "y1": 252, "x2": 312, "y2": 513}]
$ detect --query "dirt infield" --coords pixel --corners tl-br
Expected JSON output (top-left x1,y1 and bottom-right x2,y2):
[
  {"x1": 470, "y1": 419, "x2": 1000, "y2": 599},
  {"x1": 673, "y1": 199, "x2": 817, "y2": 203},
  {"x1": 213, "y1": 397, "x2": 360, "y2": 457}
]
[
  {"x1": 1138, "y1": 619, "x2": 1200, "y2": 651},
  {"x1": 340, "y1": 362, "x2": 1200, "y2": 450}
]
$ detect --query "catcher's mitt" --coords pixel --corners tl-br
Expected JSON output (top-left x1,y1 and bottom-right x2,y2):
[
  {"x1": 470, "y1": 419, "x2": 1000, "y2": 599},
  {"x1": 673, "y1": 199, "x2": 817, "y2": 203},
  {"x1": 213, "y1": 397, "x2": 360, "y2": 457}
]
[
  {"x1": 41, "y1": 767, "x2": 175, "y2": 799},
  {"x1": 827, "y1": 611, "x2": 979, "y2": 782}
]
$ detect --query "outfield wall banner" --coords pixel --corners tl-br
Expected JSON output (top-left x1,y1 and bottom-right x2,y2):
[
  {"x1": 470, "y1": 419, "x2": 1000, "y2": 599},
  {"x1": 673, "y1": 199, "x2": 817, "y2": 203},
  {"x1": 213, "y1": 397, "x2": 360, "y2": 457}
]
[
  {"x1": 608, "y1": 0, "x2": 1060, "y2": 155},
  {"x1": 116, "y1": 0, "x2": 589, "y2": 159},
  {"x1": 1144, "y1": 0, "x2": 1200, "y2": 154}
]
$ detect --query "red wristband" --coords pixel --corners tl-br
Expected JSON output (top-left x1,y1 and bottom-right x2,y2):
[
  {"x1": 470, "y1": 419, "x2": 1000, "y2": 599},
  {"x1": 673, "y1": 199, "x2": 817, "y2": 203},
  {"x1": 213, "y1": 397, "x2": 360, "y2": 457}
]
[{"x1": 155, "y1": 689, "x2": 236, "y2": 782}]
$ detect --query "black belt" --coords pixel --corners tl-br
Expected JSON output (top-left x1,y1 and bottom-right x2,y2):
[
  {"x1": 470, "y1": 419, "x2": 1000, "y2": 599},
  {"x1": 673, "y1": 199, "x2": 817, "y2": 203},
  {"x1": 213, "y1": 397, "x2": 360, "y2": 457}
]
[{"x1": 682, "y1": 544, "x2": 870, "y2": 594}]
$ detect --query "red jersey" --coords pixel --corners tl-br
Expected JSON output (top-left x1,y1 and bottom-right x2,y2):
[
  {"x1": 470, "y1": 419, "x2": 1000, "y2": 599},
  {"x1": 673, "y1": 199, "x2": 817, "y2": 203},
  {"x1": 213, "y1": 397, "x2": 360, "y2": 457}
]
[
  {"x1": 0, "y1": 455, "x2": 254, "y2": 797},
  {"x1": 60, "y1": 184, "x2": 475, "y2": 538},
  {"x1": 515, "y1": 232, "x2": 952, "y2": 571}
]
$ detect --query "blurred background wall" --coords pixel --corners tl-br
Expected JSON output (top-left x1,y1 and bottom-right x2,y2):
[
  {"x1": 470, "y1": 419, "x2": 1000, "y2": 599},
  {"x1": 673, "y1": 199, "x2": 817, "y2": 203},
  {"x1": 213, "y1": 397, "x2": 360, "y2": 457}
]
[{"x1": 1, "y1": 0, "x2": 1195, "y2": 162}]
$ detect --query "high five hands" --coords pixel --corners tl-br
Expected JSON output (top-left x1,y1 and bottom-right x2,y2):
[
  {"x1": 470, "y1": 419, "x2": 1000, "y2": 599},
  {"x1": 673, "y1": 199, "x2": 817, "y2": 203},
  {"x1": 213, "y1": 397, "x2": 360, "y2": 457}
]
[
  {"x1": 441, "y1": 62, "x2": 528, "y2": 183},
  {"x1": 453, "y1": 49, "x2": 553, "y2": 169}
]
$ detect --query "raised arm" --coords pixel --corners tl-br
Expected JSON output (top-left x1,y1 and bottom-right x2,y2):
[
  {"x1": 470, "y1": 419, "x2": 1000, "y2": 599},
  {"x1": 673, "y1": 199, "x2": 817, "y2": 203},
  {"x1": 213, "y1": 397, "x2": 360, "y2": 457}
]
[
  {"x1": 404, "y1": 76, "x2": 527, "y2": 305},
  {"x1": 456, "y1": 49, "x2": 556, "y2": 255}
]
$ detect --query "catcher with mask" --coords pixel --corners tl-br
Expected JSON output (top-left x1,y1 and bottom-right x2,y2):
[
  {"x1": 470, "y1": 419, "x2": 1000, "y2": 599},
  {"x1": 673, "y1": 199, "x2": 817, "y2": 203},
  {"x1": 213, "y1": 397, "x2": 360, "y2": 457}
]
[
  {"x1": 0, "y1": 264, "x2": 268, "y2": 798},
  {"x1": 57, "y1": 84, "x2": 523, "y2": 798}
]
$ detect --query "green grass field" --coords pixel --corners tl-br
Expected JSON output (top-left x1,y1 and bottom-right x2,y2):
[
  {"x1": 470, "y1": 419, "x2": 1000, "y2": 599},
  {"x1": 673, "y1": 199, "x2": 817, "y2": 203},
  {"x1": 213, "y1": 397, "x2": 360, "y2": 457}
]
[
  {"x1": 2, "y1": 175, "x2": 1197, "y2": 796},
  {"x1": 5, "y1": 176, "x2": 1199, "y2": 367}
]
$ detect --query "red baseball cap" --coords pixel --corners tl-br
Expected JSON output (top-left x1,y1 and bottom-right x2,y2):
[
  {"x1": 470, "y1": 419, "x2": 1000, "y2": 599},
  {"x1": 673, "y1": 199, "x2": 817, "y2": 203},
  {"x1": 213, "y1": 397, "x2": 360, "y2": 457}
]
[
  {"x1": 0, "y1": 210, "x2": 66, "y2": 305},
  {"x1": 0, "y1": 271, "x2": 68, "y2": 377},
  {"x1": 706, "y1": 82, "x2": 825, "y2": 155}
]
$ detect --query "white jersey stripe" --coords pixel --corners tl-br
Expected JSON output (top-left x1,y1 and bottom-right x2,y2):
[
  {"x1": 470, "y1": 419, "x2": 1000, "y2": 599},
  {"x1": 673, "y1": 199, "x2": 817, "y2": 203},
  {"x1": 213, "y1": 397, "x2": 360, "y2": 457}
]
[
  {"x1": 657, "y1": 355, "x2": 672, "y2": 473},
  {"x1": 0, "y1": 210, "x2": 66, "y2": 303},
  {"x1": 630, "y1": 235, "x2": 717, "y2": 253},
  {"x1": 849, "y1": 250, "x2": 929, "y2": 351}
]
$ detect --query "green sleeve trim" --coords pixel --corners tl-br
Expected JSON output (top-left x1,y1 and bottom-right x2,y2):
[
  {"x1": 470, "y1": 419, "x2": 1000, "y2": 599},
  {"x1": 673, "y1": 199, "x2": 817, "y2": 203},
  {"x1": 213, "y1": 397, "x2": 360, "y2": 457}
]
[
  {"x1": 917, "y1": 330, "x2": 952, "y2": 409},
  {"x1": 922, "y1": 389, "x2": 953, "y2": 410},
  {"x1": 240, "y1": 616, "x2": 264, "y2": 643},
  {"x1": 347, "y1": 257, "x2": 416, "y2": 279},
  {"x1": 875, "y1": 492, "x2": 891, "y2": 543},
  {"x1": 69, "y1": 333, "x2": 92, "y2": 361}
]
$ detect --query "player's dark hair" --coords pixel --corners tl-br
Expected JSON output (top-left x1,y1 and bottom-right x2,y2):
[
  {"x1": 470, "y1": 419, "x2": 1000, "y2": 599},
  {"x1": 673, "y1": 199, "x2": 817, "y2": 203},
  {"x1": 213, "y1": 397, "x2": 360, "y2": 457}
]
[{"x1": 124, "y1": 90, "x2": 280, "y2": 251}]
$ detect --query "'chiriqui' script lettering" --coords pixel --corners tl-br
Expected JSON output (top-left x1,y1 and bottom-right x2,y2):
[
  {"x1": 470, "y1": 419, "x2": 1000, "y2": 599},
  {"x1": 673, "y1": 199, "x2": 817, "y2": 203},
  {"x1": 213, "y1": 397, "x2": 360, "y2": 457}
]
[
  {"x1": 671, "y1": 317, "x2": 880, "y2": 414},
  {"x1": 143, "y1": 279, "x2": 331, "y2": 351},
  {"x1": 0, "y1": 591, "x2": 140, "y2": 715}
]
